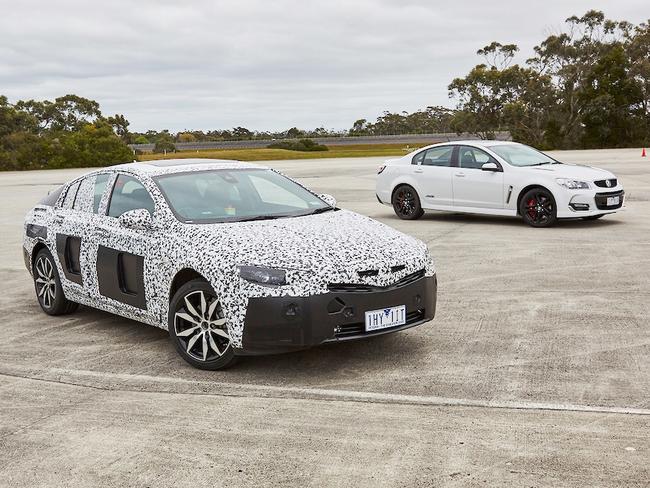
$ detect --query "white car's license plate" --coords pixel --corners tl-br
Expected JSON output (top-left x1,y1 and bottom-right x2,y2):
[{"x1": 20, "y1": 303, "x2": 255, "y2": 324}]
[
  {"x1": 365, "y1": 305, "x2": 406, "y2": 332},
  {"x1": 607, "y1": 196, "x2": 620, "y2": 206}
]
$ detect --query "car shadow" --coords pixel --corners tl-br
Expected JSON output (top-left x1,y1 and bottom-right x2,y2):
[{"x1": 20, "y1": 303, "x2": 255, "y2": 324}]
[
  {"x1": 45, "y1": 304, "x2": 431, "y2": 382},
  {"x1": 386, "y1": 211, "x2": 626, "y2": 228}
]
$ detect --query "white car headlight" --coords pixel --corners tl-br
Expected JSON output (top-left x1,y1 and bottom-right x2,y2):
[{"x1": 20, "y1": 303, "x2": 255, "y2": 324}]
[{"x1": 556, "y1": 178, "x2": 590, "y2": 190}]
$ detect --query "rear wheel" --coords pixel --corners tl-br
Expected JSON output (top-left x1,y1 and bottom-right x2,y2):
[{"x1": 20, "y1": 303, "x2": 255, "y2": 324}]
[
  {"x1": 519, "y1": 188, "x2": 557, "y2": 227},
  {"x1": 33, "y1": 248, "x2": 78, "y2": 315},
  {"x1": 392, "y1": 185, "x2": 424, "y2": 220},
  {"x1": 169, "y1": 279, "x2": 237, "y2": 370}
]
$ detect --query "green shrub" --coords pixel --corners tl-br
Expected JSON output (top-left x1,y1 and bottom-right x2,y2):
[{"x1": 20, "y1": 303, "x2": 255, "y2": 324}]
[
  {"x1": 267, "y1": 138, "x2": 328, "y2": 151},
  {"x1": 153, "y1": 140, "x2": 176, "y2": 153}
]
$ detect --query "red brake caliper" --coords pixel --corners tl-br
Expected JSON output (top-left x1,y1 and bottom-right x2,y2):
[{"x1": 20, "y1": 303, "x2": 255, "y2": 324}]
[{"x1": 527, "y1": 198, "x2": 537, "y2": 220}]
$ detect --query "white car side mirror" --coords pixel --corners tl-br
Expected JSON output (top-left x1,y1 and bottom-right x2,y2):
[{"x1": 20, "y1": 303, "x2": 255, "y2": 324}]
[
  {"x1": 118, "y1": 208, "x2": 153, "y2": 230},
  {"x1": 319, "y1": 193, "x2": 337, "y2": 207},
  {"x1": 481, "y1": 162, "x2": 500, "y2": 172}
]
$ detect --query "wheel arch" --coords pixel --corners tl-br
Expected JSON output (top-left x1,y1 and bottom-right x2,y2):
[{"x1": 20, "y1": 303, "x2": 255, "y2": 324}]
[
  {"x1": 30, "y1": 240, "x2": 49, "y2": 271},
  {"x1": 169, "y1": 268, "x2": 208, "y2": 301},
  {"x1": 515, "y1": 184, "x2": 556, "y2": 215},
  {"x1": 390, "y1": 180, "x2": 419, "y2": 202}
]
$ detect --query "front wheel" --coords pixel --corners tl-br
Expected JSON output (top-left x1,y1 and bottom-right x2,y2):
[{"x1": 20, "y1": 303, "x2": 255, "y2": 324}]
[
  {"x1": 392, "y1": 185, "x2": 424, "y2": 220},
  {"x1": 168, "y1": 279, "x2": 237, "y2": 370},
  {"x1": 519, "y1": 188, "x2": 557, "y2": 227}
]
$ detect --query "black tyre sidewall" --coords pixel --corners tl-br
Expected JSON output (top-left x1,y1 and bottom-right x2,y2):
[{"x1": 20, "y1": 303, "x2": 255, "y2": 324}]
[
  {"x1": 168, "y1": 279, "x2": 237, "y2": 371},
  {"x1": 520, "y1": 188, "x2": 557, "y2": 227},
  {"x1": 34, "y1": 248, "x2": 78, "y2": 315},
  {"x1": 392, "y1": 185, "x2": 424, "y2": 220}
]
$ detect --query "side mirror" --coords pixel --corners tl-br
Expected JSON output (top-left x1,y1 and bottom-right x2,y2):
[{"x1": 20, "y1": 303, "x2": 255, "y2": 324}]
[
  {"x1": 319, "y1": 193, "x2": 337, "y2": 207},
  {"x1": 481, "y1": 162, "x2": 500, "y2": 172},
  {"x1": 118, "y1": 208, "x2": 153, "y2": 230}
]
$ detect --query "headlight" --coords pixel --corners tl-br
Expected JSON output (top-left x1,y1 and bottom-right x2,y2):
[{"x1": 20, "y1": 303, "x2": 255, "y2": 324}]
[
  {"x1": 556, "y1": 178, "x2": 589, "y2": 189},
  {"x1": 238, "y1": 265, "x2": 287, "y2": 286}
]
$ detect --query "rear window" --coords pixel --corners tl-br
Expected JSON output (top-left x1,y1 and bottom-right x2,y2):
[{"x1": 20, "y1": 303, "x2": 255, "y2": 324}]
[{"x1": 39, "y1": 185, "x2": 65, "y2": 206}]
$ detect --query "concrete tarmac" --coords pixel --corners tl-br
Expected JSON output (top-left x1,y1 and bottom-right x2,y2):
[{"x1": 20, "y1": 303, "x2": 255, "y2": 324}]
[{"x1": 0, "y1": 148, "x2": 648, "y2": 486}]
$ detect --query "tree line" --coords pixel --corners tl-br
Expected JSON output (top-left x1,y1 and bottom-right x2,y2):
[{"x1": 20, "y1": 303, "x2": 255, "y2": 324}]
[
  {"x1": 0, "y1": 95, "x2": 132, "y2": 170},
  {"x1": 1, "y1": 10, "x2": 648, "y2": 169}
]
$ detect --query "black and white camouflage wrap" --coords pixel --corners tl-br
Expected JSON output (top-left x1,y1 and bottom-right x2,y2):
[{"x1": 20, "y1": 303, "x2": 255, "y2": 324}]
[{"x1": 23, "y1": 159, "x2": 435, "y2": 348}]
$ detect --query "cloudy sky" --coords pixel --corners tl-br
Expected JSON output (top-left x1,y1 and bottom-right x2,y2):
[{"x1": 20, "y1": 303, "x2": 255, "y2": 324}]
[{"x1": 1, "y1": 0, "x2": 646, "y2": 132}]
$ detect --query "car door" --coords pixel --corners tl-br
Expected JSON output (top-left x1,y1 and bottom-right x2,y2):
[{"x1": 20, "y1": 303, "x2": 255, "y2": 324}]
[
  {"x1": 88, "y1": 172, "x2": 157, "y2": 317},
  {"x1": 51, "y1": 179, "x2": 89, "y2": 296},
  {"x1": 411, "y1": 146, "x2": 455, "y2": 207},
  {"x1": 452, "y1": 146, "x2": 504, "y2": 209}
]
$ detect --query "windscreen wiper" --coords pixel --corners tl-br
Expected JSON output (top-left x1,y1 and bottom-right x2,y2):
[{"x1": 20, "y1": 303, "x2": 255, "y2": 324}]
[
  {"x1": 232, "y1": 214, "x2": 289, "y2": 222},
  {"x1": 309, "y1": 207, "x2": 335, "y2": 215}
]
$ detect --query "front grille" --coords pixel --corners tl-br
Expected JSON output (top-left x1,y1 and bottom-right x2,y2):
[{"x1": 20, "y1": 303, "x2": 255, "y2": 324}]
[
  {"x1": 328, "y1": 269, "x2": 425, "y2": 293},
  {"x1": 594, "y1": 190, "x2": 624, "y2": 210},
  {"x1": 594, "y1": 179, "x2": 617, "y2": 188},
  {"x1": 334, "y1": 309, "x2": 425, "y2": 338}
]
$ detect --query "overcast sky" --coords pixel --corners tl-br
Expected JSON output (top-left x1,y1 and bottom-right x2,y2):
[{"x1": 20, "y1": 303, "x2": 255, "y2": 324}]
[{"x1": 0, "y1": 0, "x2": 647, "y2": 132}]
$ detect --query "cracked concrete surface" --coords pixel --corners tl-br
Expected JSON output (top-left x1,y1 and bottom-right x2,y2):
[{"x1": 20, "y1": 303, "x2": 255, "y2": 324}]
[{"x1": 0, "y1": 148, "x2": 648, "y2": 486}]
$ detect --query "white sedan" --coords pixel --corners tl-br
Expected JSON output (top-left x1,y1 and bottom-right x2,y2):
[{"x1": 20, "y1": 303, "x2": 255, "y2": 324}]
[{"x1": 375, "y1": 140, "x2": 624, "y2": 227}]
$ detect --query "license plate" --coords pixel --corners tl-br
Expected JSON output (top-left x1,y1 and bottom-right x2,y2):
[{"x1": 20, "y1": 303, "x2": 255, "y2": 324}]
[
  {"x1": 607, "y1": 196, "x2": 619, "y2": 206},
  {"x1": 365, "y1": 305, "x2": 406, "y2": 332}
]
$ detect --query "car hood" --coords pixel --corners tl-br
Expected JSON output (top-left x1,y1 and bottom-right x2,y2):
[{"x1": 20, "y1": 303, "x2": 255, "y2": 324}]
[
  {"x1": 185, "y1": 209, "x2": 431, "y2": 280},
  {"x1": 525, "y1": 163, "x2": 615, "y2": 181}
]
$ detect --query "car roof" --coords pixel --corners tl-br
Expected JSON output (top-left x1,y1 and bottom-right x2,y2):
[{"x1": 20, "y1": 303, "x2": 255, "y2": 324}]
[
  {"x1": 435, "y1": 140, "x2": 518, "y2": 148},
  {"x1": 105, "y1": 158, "x2": 268, "y2": 177}
]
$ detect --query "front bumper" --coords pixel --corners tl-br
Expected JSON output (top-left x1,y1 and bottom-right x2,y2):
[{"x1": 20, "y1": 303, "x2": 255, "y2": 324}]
[
  {"x1": 239, "y1": 272, "x2": 437, "y2": 355},
  {"x1": 557, "y1": 188, "x2": 625, "y2": 218}
]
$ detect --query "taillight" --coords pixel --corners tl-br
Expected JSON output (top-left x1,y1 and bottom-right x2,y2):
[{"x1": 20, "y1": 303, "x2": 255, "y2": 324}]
[{"x1": 377, "y1": 165, "x2": 386, "y2": 174}]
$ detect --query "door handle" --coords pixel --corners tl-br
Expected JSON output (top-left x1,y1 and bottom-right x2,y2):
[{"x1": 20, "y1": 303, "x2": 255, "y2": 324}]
[
  {"x1": 454, "y1": 172, "x2": 466, "y2": 178},
  {"x1": 94, "y1": 226, "x2": 111, "y2": 238},
  {"x1": 414, "y1": 169, "x2": 424, "y2": 174}
]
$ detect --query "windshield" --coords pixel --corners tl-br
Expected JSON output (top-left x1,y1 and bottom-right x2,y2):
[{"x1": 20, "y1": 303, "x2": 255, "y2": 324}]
[
  {"x1": 154, "y1": 169, "x2": 332, "y2": 223},
  {"x1": 488, "y1": 144, "x2": 558, "y2": 167}
]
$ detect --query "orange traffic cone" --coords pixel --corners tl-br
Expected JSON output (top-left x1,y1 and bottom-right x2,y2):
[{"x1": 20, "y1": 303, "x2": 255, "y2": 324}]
[{"x1": 642, "y1": 148, "x2": 647, "y2": 157}]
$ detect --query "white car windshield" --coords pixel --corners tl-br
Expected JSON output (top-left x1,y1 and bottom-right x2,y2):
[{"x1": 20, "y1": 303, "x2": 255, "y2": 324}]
[
  {"x1": 155, "y1": 169, "x2": 332, "y2": 223},
  {"x1": 488, "y1": 144, "x2": 559, "y2": 167}
]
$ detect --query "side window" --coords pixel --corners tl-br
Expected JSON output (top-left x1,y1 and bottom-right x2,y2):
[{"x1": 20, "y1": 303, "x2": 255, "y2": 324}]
[
  {"x1": 107, "y1": 174, "x2": 155, "y2": 218},
  {"x1": 93, "y1": 173, "x2": 110, "y2": 213},
  {"x1": 411, "y1": 151, "x2": 425, "y2": 165},
  {"x1": 422, "y1": 147, "x2": 453, "y2": 167},
  {"x1": 73, "y1": 176, "x2": 95, "y2": 213},
  {"x1": 458, "y1": 147, "x2": 495, "y2": 170},
  {"x1": 61, "y1": 181, "x2": 80, "y2": 209},
  {"x1": 39, "y1": 185, "x2": 65, "y2": 207}
]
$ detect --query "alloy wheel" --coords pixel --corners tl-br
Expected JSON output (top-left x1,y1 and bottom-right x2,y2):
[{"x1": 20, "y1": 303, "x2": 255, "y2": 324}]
[
  {"x1": 35, "y1": 255, "x2": 56, "y2": 309},
  {"x1": 395, "y1": 188, "x2": 416, "y2": 217},
  {"x1": 525, "y1": 192, "x2": 554, "y2": 225},
  {"x1": 173, "y1": 290, "x2": 230, "y2": 361}
]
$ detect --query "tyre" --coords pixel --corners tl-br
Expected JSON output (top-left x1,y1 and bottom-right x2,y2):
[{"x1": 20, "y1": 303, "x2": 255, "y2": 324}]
[
  {"x1": 168, "y1": 279, "x2": 237, "y2": 370},
  {"x1": 392, "y1": 185, "x2": 424, "y2": 220},
  {"x1": 519, "y1": 188, "x2": 557, "y2": 227},
  {"x1": 582, "y1": 214, "x2": 605, "y2": 221},
  {"x1": 33, "y1": 248, "x2": 79, "y2": 315}
]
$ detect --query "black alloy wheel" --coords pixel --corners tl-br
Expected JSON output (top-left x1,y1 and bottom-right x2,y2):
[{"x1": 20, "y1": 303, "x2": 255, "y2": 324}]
[
  {"x1": 520, "y1": 188, "x2": 557, "y2": 227},
  {"x1": 392, "y1": 185, "x2": 424, "y2": 220}
]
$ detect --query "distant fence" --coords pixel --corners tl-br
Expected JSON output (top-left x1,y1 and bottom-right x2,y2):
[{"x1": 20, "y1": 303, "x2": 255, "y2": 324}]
[{"x1": 129, "y1": 132, "x2": 511, "y2": 152}]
